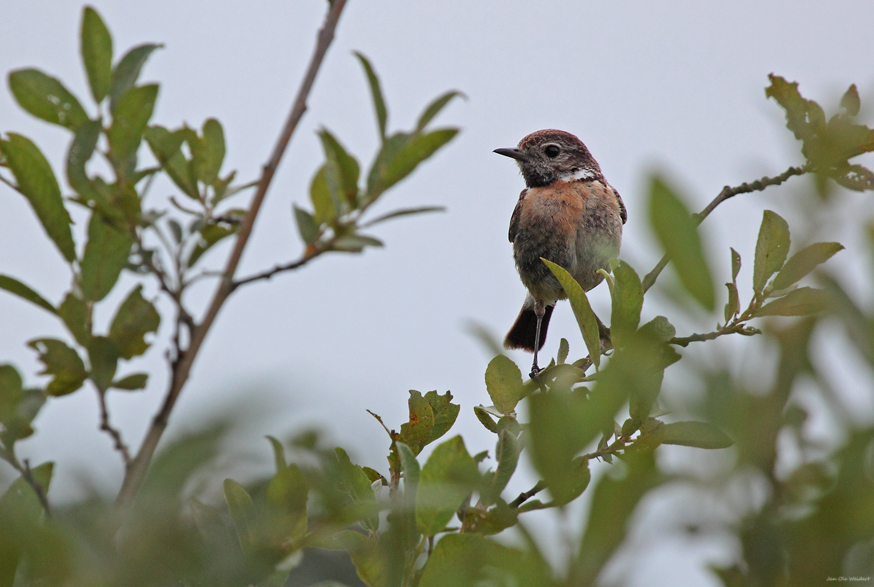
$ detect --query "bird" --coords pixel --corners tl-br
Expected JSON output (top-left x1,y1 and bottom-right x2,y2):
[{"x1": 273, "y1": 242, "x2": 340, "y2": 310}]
[{"x1": 494, "y1": 129, "x2": 626, "y2": 377}]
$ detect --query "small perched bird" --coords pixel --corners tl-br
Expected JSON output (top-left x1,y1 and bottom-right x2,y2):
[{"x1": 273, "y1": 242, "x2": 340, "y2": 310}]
[{"x1": 495, "y1": 129, "x2": 626, "y2": 376}]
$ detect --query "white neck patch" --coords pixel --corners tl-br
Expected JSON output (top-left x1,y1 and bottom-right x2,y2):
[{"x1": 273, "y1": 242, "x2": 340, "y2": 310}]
[{"x1": 560, "y1": 168, "x2": 597, "y2": 182}]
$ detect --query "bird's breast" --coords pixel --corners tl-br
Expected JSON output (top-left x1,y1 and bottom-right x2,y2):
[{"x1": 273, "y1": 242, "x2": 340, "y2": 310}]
[{"x1": 513, "y1": 179, "x2": 623, "y2": 298}]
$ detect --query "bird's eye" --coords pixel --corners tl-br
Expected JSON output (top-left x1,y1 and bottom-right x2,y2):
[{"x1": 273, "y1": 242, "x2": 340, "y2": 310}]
[{"x1": 544, "y1": 145, "x2": 561, "y2": 158}]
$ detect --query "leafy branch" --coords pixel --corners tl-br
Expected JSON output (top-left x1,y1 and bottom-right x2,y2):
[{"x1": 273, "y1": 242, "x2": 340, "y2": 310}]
[
  {"x1": 641, "y1": 164, "x2": 810, "y2": 293},
  {"x1": 115, "y1": 0, "x2": 351, "y2": 507}
]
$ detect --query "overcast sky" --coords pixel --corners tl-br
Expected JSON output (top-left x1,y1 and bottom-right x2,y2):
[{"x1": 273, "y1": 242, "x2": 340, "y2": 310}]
[{"x1": 2, "y1": 1, "x2": 874, "y2": 585}]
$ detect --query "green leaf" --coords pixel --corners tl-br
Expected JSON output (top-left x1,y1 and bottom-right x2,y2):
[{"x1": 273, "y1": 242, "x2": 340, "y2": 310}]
[
  {"x1": 0, "y1": 460, "x2": 53, "y2": 587},
  {"x1": 108, "y1": 285, "x2": 160, "y2": 359},
  {"x1": 473, "y1": 406, "x2": 498, "y2": 433},
  {"x1": 731, "y1": 247, "x2": 741, "y2": 282},
  {"x1": 648, "y1": 176, "x2": 715, "y2": 310},
  {"x1": 416, "y1": 436, "x2": 479, "y2": 536},
  {"x1": 223, "y1": 478, "x2": 257, "y2": 555},
  {"x1": 28, "y1": 338, "x2": 87, "y2": 396},
  {"x1": 773, "y1": 242, "x2": 844, "y2": 290},
  {"x1": 416, "y1": 91, "x2": 464, "y2": 133},
  {"x1": 186, "y1": 223, "x2": 237, "y2": 267},
  {"x1": 638, "y1": 315, "x2": 676, "y2": 342},
  {"x1": 57, "y1": 293, "x2": 90, "y2": 347},
  {"x1": 661, "y1": 421, "x2": 734, "y2": 449},
  {"x1": 609, "y1": 260, "x2": 643, "y2": 348},
  {"x1": 0, "y1": 275, "x2": 56, "y2": 315},
  {"x1": 81, "y1": 7, "x2": 113, "y2": 103},
  {"x1": 108, "y1": 84, "x2": 158, "y2": 162},
  {"x1": 8, "y1": 69, "x2": 88, "y2": 130},
  {"x1": 309, "y1": 166, "x2": 337, "y2": 225},
  {"x1": 841, "y1": 84, "x2": 861, "y2": 117},
  {"x1": 765, "y1": 75, "x2": 817, "y2": 142},
  {"x1": 87, "y1": 336, "x2": 119, "y2": 392},
  {"x1": 753, "y1": 210, "x2": 791, "y2": 293},
  {"x1": 144, "y1": 125, "x2": 199, "y2": 198},
  {"x1": 80, "y1": 213, "x2": 133, "y2": 301},
  {"x1": 0, "y1": 460, "x2": 53, "y2": 577},
  {"x1": 328, "y1": 530, "x2": 386, "y2": 587},
  {"x1": 379, "y1": 128, "x2": 458, "y2": 192},
  {"x1": 757, "y1": 287, "x2": 829, "y2": 317},
  {"x1": 398, "y1": 390, "x2": 460, "y2": 455},
  {"x1": 319, "y1": 129, "x2": 360, "y2": 206},
  {"x1": 110, "y1": 43, "x2": 162, "y2": 111},
  {"x1": 542, "y1": 258, "x2": 602, "y2": 369},
  {"x1": 418, "y1": 534, "x2": 492, "y2": 587},
  {"x1": 354, "y1": 52, "x2": 388, "y2": 139},
  {"x1": 486, "y1": 428, "x2": 520, "y2": 503},
  {"x1": 0, "y1": 134, "x2": 76, "y2": 263},
  {"x1": 293, "y1": 205, "x2": 319, "y2": 245},
  {"x1": 0, "y1": 365, "x2": 23, "y2": 424},
  {"x1": 724, "y1": 282, "x2": 740, "y2": 323},
  {"x1": 263, "y1": 464, "x2": 308, "y2": 548},
  {"x1": 397, "y1": 442, "x2": 420, "y2": 491},
  {"x1": 557, "y1": 337, "x2": 570, "y2": 364},
  {"x1": 266, "y1": 436, "x2": 287, "y2": 473},
  {"x1": 332, "y1": 234, "x2": 383, "y2": 252},
  {"x1": 484, "y1": 355, "x2": 523, "y2": 415},
  {"x1": 396, "y1": 441, "x2": 422, "y2": 552},
  {"x1": 422, "y1": 534, "x2": 550, "y2": 587},
  {"x1": 66, "y1": 119, "x2": 102, "y2": 201},
  {"x1": 335, "y1": 447, "x2": 379, "y2": 531},
  {"x1": 111, "y1": 372, "x2": 148, "y2": 391},
  {"x1": 0, "y1": 387, "x2": 45, "y2": 445},
  {"x1": 571, "y1": 452, "x2": 658, "y2": 585},
  {"x1": 361, "y1": 205, "x2": 446, "y2": 228},
  {"x1": 528, "y1": 390, "x2": 596, "y2": 505},
  {"x1": 191, "y1": 118, "x2": 225, "y2": 185}
]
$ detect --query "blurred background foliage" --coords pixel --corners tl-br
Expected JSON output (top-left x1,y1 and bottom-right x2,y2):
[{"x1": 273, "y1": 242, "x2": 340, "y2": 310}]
[{"x1": 2, "y1": 5, "x2": 874, "y2": 587}]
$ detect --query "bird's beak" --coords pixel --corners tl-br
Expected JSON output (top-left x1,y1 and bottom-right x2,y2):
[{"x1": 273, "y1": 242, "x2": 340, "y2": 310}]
[{"x1": 493, "y1": 147, "x2": 526, "y2": 161}]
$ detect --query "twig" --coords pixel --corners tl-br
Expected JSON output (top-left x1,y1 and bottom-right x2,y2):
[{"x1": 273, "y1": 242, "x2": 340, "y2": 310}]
[
  {"x1": 230, "y1": 249, "x2": 321, "y2": 291},
  {"x1": 116, "y1": 0, "x2": 349, "y2": 507},
  {"x1": 509, "y1": 480, "x2": 546, "y2": 508},
  {"x1": 98, "y1": 390, "x2": 132, "y2": 466},
  {"x1": 1, "y1": 449, "x2": 52, "y2": 516},
  {"x1": 641, "y1": 165, "x2": 810, "y2": 292},
  {"x1": 0, "y1": 172, "x2": 22, "y2": 194},
  {"x1": 669, "y1": 323, "x2": 760, "y2": 347},
  {"x1": 22, "y1": 459, "x2": 52, "y2": 517}
]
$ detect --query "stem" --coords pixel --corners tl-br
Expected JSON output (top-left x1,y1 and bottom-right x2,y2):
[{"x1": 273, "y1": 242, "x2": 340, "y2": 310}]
[
  {"x1": 0, "y1": 450, "x2": 52, "y2": 517},
  {"x1": 641, "y1": 165, "x2": 810, "y2": 292},
  {"x1": 509, "y1": 480, "x2": 546, "y2": 508},
  {"x1": 0, "y1": 172, "x2": 22, "y2": 194},
  {"x1": 230, "y1": 248, "x2": 321, "y2": 291},
  {"x1": 116, "y1": 0, "x2": 349, "y2": 507},
  {"x1": 98, "y1": 390, "x2": 132, "y2": 466}
]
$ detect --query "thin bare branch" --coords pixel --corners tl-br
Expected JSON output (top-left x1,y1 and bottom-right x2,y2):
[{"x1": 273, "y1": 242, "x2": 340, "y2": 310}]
[
  {"x1": 641, "y1": 165, "x2": 810, "y2": 292},
  {"x1": 230, "y1": 249, "x2": 321, "y2": 291},
  {"x1": 117, "y1": 0, "x2": 349, "y2": 507},
  {"x1": 98, "y1": 390, "x2": 132, "y2": 466}
]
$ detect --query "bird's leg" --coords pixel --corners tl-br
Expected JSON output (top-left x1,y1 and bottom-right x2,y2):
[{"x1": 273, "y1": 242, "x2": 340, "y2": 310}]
[{"x1": 531, "y1": 300, "x2": 546, "y2": 380}]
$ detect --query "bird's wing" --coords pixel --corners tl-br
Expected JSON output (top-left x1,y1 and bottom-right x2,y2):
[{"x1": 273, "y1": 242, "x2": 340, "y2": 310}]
[
  {"x1": 608, "y1": 183, "x2": 627, "y2": 225},
  {"x1": 508, "y1": 189, "x2": 527, "y2": 242}
]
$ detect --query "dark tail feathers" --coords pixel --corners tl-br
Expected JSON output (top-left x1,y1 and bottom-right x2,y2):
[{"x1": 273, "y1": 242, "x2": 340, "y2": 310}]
[{"x1": 504, "y1": 304, "x2": 555, "y2": 352}]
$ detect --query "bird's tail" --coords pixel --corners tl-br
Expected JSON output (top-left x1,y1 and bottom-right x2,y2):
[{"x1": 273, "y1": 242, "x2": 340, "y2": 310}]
[{"x1": 504, "y1": 302, "x2": 555, "y2": 352}]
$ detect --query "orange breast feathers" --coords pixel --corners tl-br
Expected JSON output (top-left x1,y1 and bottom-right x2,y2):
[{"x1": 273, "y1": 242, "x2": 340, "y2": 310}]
[{"x1": 516, "y1": 179, "x2": 619, "y2": 235}]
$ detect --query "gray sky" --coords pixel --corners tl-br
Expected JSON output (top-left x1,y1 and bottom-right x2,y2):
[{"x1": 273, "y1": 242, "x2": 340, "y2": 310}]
[{"x1": 3, "y1": 1, "x2": 874, "y2": 584}]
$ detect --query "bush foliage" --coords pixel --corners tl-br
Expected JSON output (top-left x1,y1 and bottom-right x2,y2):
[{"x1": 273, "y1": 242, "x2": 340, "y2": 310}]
[{"x1": 2, "y1": 5, "x2": 874, "y2": 587}]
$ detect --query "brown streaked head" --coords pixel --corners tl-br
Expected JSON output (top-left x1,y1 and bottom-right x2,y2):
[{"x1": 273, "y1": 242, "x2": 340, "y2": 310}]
[{"x1": 494, "y1": 129, "x2": 602, "y2": 188}]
